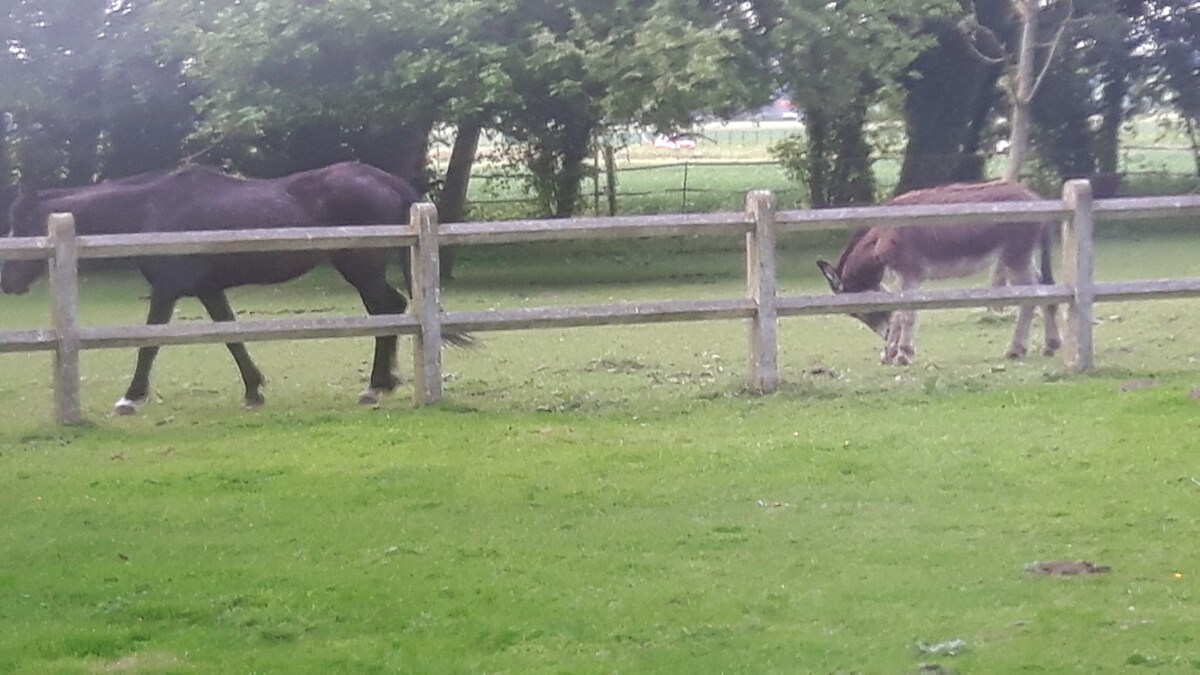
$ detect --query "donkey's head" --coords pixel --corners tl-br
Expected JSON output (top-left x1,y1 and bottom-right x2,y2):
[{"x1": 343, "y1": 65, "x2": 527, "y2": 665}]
[{"x1": 816, "y1": 258, "x2": 892, "y2": 339}]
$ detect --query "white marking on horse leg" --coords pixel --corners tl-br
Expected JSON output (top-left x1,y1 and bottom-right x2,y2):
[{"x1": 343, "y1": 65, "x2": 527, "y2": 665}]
[
  {"x1": 358, "y1": 387, "x2": 388, "y2": 406},
  {"x1": 113, "y1": 397, "x2": 144, "y2": 416},
  {"x1": 242, "y1": 393, "x2": 266, "y2": 411}
]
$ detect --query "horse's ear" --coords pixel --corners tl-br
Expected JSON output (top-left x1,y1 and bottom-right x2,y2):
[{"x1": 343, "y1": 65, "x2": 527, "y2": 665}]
[{"x1": 816, "y1": 260, "x2": 843, "y2": 292}]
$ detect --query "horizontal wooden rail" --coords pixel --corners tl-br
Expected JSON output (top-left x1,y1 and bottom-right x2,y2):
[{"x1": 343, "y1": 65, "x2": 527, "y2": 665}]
[
  {"x1": 0, "y1": 328, "x2": 56, "y2": 353},
  {"x1": 776, "y1": 200, "x2": 1070, "y2": 233},
  {"x1": 439, "y1": 211, "x2": 750, "y2": 245},
  {"x1": 79, "y1": 314, "x2": 419, "y2": 350},
  {"x1": 0, "y1": 237, "x2": 52, "y2": 262},
  {"x1": 1094, "y1": 278, "x2": 1200, "y2": 302},
  {"x1": 778, "y1": 285, "x2": 1076, "y2": 316},
  {"x1": 442, "y1": 299, "x2": 756, "y2": 333},
  {"x1": 3, "y1": 181, "x2": 1197, "y2": 424},
  {"x1": 1093, "y1": 195, "x2": 1200, "y2": 221},
  {"x1": 76, "y1": 225, "x2": 418, "y2": 259}
]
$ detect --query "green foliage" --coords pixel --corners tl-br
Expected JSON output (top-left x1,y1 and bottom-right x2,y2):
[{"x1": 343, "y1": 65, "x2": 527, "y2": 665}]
[{"x1": 0, "y1": 1, "x2": 192, "y2": 183}]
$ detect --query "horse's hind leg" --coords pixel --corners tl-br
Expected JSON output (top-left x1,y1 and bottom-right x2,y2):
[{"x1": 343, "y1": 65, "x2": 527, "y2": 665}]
[
  {"x1": 196, "y1": 289, "x2": 266, "y2": 409},
  {"x1": 116, "y1": 289, "x2": 178, "y2": 415},
  {"x1": 333, "y1": 255, "x2": 408, "y2": 405}
]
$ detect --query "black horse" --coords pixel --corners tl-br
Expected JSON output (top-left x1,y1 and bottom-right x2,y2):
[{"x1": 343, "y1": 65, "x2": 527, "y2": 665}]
[{"x1": 2, "y1": 161, "x2": 446, "y2": 414}]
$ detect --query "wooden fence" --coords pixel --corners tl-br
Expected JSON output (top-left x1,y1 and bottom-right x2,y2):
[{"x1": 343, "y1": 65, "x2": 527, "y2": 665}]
[{"x1": 1, "y1": 179, "x2": 1198, "y2": 425}]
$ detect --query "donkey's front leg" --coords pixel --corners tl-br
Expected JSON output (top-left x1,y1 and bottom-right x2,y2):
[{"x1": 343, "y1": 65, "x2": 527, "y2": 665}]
[
  {"x1": 878, "y1": 309, "x2": 912, "y2": 362},
  {"x1": 894, "y1": 309, "x2": 919, "y2": 365}
]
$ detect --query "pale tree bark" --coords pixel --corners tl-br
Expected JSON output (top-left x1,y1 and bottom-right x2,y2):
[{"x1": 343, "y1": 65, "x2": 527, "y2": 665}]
[
  {"x1": 960, "y1": 0, "x2": 1071, "y2": 184},
  {"x1": 1003, "y1": 0, "x2": 1038, "y2": 182}
]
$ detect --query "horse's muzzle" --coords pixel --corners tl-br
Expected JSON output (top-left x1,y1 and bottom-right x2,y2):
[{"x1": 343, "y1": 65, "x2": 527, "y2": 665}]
[{"x1": 0, "y1": 277, "x2": 31, "y2": 295}]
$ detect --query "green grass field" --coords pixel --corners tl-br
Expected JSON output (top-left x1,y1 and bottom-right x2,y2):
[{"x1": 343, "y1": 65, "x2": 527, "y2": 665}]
[{"x1": 0, "y1": 225, "x2": 1197, "y2": 672}]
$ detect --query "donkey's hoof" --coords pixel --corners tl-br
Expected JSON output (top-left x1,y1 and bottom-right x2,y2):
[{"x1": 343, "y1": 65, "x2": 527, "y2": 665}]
[
  {"x1": 1043, "y1": 338, "x2": 1062, "y2": 356},
  {"x1": 242, "y1": 394, "x2": 266, "y2": 411},
  {"x1": 358, "y1": 387, "x2": 387, "y2": 406},
  {"x1": 113, "y1": 397, "x2": 145, "y2": 416},
  {"x1": 1006, "y1": 345, "x2": 1028, "y2": 359}
]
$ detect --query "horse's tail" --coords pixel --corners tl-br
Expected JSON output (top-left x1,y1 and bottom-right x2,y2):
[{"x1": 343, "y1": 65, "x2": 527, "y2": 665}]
[{"x1": 388, "y1": 174, "x2": 478, "y2": 350}]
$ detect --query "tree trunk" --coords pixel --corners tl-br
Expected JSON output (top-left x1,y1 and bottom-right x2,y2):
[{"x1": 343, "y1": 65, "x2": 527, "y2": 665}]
[
  {"x1": 954, "y1": 63, "x2": 1005, "y2": 182},
  {"x1": 64, "y1": 121, "x2": 103, "y2": 186},
  {"x1": 896, "y1": 25, "x2": 996, "y2": 193},
  {"x1": 552, "y1": 122, "x2": 592, "y2": 218},
  {"x1": 436, "y1": 117, "x2": 484, "y2": 280},
  {"x1": 1004, "y1": 0, "x2": 1038, "y2": 183},
  {"x1": 829, "y1": 95, "x2": 876, "y2": 206},
  {"x1": 803, "y1": 109, "x2": 831, "y2": 207}
]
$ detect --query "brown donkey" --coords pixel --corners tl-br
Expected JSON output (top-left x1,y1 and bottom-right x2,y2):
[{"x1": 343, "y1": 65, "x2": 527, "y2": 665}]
[{"x1": 816, "y1": 180, "x2": 1061, "y2": 365}]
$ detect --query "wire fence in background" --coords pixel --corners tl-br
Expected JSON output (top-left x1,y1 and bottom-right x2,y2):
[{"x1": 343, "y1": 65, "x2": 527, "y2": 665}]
[{"x1": 459, "y1": 147, "x2": 1199, "y2": 221}]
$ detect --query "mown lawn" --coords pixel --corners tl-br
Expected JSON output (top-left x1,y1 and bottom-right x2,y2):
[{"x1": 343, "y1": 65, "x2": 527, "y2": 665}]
[{"x1": 0, "y1": 229, "x2": 1197, "y2": 673}]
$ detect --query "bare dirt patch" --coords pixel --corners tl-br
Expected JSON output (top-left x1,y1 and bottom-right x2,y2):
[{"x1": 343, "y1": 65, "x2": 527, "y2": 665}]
[
  {"x1": 90, "y1": 651, "x2": 181, "y2": 673},
  {"x1": 1117, "y1": 379, "x2": 1159, "y2": 392},
  {"x1": 1024, "y1": 560, "x2": 1111, "y2": 576}
]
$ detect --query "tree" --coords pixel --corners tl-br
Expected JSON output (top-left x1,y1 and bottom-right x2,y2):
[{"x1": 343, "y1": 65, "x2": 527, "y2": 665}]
[
  {"x1": 1129, "y1": 0, "x2": 1200, "y2": 176},
  {"x1": 1, "y1": 1, "x2": 193, "y2": 185},
  {"x1": 485, "y1": 0, "x2": 760, "y2": 216},
  {"x1": 895, "y1": 0, "x2": 1014, "y2": 193},
  {"x1": 761, "y1": 0, "x2": 954, "y2": 206}
]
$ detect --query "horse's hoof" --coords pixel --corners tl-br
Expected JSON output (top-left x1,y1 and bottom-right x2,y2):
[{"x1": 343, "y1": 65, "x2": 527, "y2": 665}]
[
  {"x1": 113, "y1": 397, "x2": 144, "y2": 416},
  {"x1": 358, "y1": 388, "x2": 387, "y2": 406},
  {"x1": 894, "y1": 352, "x2": 913, "y2": 366},
  {"x1": 1006, "y1": 346, "x2": 1028, "y2": 359},
  {"x1": 242, "y1": 394, "x2": 266, "y2": 411}
]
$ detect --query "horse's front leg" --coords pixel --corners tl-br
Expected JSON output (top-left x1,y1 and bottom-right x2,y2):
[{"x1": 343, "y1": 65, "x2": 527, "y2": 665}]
[
  {"x1": 197, "y1": 289, "x2": 266, "y2": 410},
  {"x1": 116, "y1": 289, "x2": 178, "y2": 415}
]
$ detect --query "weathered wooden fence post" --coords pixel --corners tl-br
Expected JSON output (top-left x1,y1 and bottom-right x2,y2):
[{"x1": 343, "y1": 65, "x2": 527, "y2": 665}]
[
  {"x1": 410, "y1": 202, "x2": 444, "y2": 404},
  {"x1": 1061, "y1": 179, "x2": 1095, "y2": 371},
  {"x1": 745, "y1": 190, "x2": 779, "y2": 393},
  {"x1": 48, "y1": 213, "x2": 83, "y2": 425}
]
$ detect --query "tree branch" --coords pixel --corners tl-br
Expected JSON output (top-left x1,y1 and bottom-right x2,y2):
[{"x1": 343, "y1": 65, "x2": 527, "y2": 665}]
[{"x1": 1026, "y1": 0, "x2": 1073, "y2": 101}]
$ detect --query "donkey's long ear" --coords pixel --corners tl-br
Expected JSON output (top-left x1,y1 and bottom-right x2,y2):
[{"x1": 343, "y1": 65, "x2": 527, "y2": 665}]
[{"x1": 816, "y1": 260, "x2": 843, "y2": 292}]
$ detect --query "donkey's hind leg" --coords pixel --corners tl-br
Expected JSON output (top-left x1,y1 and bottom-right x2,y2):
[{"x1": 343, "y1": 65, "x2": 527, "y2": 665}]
[
  {"x1": 1002, "y1": 264, "x2": 1038, "y2": 359},
  {"x1": 1040, "y1": 297, "x2": 1062, "y2": 356},
  {"x1": 116, "y1": 289, "x2": 178, "y2": 415},
  {"x1": 333, "y1": 254, "x2": 408, "y2": 405},
  {"x1": 196, "y1": 289, "x2": 266, "y2": 409}
]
